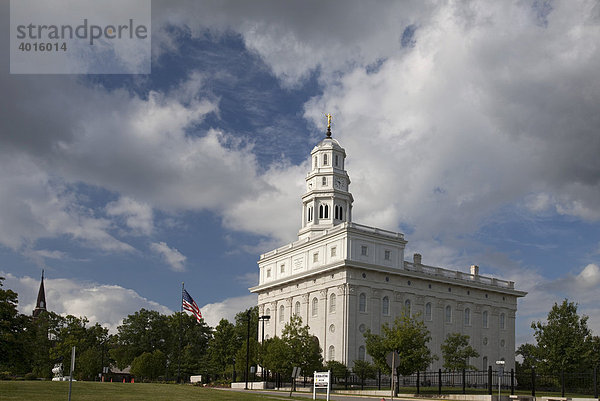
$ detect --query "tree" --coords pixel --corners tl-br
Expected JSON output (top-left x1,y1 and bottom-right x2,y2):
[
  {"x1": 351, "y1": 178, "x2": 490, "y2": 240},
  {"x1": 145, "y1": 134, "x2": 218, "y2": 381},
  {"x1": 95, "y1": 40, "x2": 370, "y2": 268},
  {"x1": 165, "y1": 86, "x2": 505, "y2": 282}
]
[
  {"x1": 441, "y1": 333, "x2": 479, "y2": 371},
  {"x1": 130, "y1": 350, "x2": 166, "y2": 381},
  {"x1": 364, "y1": 330, "x2": 389, "y2": 373},
  {"x1": 379, "y1": 310, "x2": 437, "y2": 376},
  {"x1": 281, "y1": 315, "x2": 323, "y2": 377},
  {"x1": 352, "y1": 360, "x2": 377, "y2": 390},
  {"x1": 325, "y1": 360, "x2": 349, "y2": 382},
  {"x1": 207, "y1": 319, "x2": 239, "y2": 380},
  {"x1": 0, "y1": 277, "x2": 31, "y2": 375},
  {"x1": 531, "y1": 299, "x2": 593, "y2": 373}
]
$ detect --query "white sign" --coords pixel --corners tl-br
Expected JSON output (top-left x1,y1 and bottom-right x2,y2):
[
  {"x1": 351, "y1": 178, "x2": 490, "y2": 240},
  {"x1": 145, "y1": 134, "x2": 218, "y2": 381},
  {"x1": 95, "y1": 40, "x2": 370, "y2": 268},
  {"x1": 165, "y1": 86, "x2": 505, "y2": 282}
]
[{"x1": 313, "y1": 371, "x2": 331, "y2": 400}]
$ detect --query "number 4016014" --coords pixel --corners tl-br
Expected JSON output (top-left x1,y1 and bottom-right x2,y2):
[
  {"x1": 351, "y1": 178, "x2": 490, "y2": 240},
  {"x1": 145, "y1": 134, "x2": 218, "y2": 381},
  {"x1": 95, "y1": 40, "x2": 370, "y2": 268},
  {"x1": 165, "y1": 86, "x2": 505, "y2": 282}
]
[{"x1": 18, "y1": 42, "x2": 67, "y2": 52}]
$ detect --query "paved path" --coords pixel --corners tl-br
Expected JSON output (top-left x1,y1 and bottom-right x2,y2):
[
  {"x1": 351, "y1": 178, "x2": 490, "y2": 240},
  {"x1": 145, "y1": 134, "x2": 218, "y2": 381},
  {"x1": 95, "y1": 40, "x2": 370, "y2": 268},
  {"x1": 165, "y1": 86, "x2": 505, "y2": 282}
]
[{"x1": 217, "y1": 387, "x2": 414, "y2": 401}]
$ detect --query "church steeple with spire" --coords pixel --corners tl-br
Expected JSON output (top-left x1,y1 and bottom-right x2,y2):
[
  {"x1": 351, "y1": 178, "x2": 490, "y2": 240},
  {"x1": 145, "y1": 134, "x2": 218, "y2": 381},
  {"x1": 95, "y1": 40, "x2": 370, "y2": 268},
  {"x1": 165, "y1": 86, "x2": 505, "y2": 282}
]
[
  {"x1": 298, "y1": 114, "x2": 353, "y2": 240},
  {"x1": 32, "y1": 270, "x2": 47, "y2": 318}
]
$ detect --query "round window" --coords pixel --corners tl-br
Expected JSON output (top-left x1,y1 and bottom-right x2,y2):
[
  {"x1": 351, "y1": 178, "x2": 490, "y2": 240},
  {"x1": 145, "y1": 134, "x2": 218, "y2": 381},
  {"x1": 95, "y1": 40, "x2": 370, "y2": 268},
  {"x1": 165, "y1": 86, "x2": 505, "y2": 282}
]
[
  {"x1": 359, "y1": 324, "x2": 366, "y2": 333},
  {"x1": 483, "y1": 337, "x2": 488, "y2": 345},
  {"x1": 329, "y1": 324, "x2": 335, "y2": 333}
]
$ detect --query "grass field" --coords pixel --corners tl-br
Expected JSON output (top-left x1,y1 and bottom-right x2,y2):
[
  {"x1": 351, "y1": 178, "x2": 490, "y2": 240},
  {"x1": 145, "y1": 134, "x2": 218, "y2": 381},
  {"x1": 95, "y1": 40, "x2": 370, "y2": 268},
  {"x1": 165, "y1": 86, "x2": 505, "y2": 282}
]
[{"x1": 0, "y1": 381, "x2": 303, "y2": 401}]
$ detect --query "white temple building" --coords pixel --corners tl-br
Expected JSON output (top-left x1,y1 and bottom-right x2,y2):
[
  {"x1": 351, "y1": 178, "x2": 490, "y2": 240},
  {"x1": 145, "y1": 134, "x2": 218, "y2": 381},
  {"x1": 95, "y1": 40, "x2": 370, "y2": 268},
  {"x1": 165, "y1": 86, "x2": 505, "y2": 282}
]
[{"x1": 250, "y1": 121, "x2": 526, "y2": 371}]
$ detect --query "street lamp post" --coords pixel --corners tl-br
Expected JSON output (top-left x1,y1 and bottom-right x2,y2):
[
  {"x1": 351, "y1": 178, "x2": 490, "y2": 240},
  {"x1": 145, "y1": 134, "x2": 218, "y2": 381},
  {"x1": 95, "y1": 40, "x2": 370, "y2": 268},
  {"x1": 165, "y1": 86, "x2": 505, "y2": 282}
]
[
  {"x1": 245, "y1": 310, "x2": 251, "y2": 390},
  {"x1": 258, "y1": 315, "x2": 271, "y2": 384}
]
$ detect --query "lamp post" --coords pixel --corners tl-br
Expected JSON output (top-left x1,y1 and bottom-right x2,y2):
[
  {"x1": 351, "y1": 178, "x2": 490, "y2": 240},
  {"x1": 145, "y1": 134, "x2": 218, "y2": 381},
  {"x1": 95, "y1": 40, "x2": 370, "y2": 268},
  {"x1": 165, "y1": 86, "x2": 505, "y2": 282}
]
[
  {"x1": 258, "y1": 315, "x2": 271, "y2": 383},
  {"x1": 245, "y1": 310, "x2": 251, "y2": 390}
]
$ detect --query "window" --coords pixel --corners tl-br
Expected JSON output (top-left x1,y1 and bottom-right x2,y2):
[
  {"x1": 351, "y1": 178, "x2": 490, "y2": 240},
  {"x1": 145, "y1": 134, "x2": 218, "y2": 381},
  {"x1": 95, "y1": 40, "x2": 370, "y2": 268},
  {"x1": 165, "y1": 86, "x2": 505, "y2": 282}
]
[
  {"x1": 500, "y1": 339, "x2": 505, "y2": 347},
  {"x1": 425, "y1": 302, "x2": 432, "y2": 321},
  {"x1": 307, "y1": 206, "x2": 313, "y2": 222},
  {"x1": 335, "y1": 154, "x2": 339, "y2": 166},
  {"x1": 265, "y1": 308, "x2": 271, "y2": 324},
  {"x1": 266, "y1": 268, "x2": 271, "y2": 278},
  {"x1": 382, "y1": 296, "x2": 390, "y2": 315},
  {"x1": 483, "y1": 357, "x2": 488, "y2": 370},
  {"x1": 328, "y1": 345, "x2": 335, "y2": 361},
  {"x1": 314, "y1": 156, "x2": 317, "y2": 168},
  {"x1": 295, "y1": 301, "x2": 301, "y2": 316},
  {"x1": 384, "y1": 250, "x2": 391, "y2": 260},
  {"x1": 358, "y1": 346, "x2": 366, "y2": 361},
  {"x1": 445, "y1": 305, "x2": 452, "y2": 323},
  {"x1": 361, "y1": 245, "x2": 368, "y2": 256},
  {"x1": 464, "y1": 308, "x2": 471, "y2": 326},
  {"x1": 405, "y1": 299, "x2": 411, "y2": 316},
  {"x1": 331, "y1": 246, "x2": 337, "y2": 257},
  {"x1": 312, "y1": 297, "x2": 318, "y2": 316},
  {"x1": 500, "y1": 313, "x2": 505, "y2": 330},
  {"x1": 280, "y1": 264, "x2": 285, "y2": 274},
  {"x1": 483, "y1": 311, "x2": 488, "y2": 328},
  {"x1": 319, "y1": 205, "x2": 324, "y2": 218},
  {"x1": 329, "y1": 293, "x2": 336, "y2": 313},
  {"x1": 359, "y1": 293, "x2": 366, "y2": 312},
  {"x1": 322, "y1": 176, "x2": 327, "y2": 186},
  {"x1": 324, "y1": 204, "x2": 329, "y2": 218},
  {"x1": 323, "y1": 154, "x2": 328, "y2": 165},
  {"x1": 335, "y1": 205, "x2": 344, "y2": 220},
  {"x1": 279, "y1": 305, "x2": 285, "y2": 323},
  {"x1": 313, "y1": 252, "x2": 319, "y2": 263}
]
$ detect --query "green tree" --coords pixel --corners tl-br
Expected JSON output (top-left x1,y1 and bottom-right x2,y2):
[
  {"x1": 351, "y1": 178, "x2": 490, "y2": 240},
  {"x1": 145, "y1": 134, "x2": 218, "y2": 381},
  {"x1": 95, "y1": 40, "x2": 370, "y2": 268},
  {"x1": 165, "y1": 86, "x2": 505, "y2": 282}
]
[
  {"x1": 380, "y1": 310, "x2": 437, "y2": 376},
  {"x1": 441, "y1": 333, "x2": 479, "y2": 371},
  {"x1": 262, "y1": 336, "x2": 290, "y2": 376},
  {"x1": 364, "y1": 330, "x2": 389, "y2": 373},
  {"x1": 207, "y1": 319, "x2": 239, "y2": 380},
  {"x1": 0, "y1": 277, "x2": 32, "y2": 375},
  {"x1": 130, "y1": 350, "x2": 167, "y2": 381},
  {"x1": 352, "y1": 360, "x2": 377, "y2": 389},
  {"x1": 531, "y1": 299, "x2": 593, "y2": 373},
  {"x1": 325, "y1": 360, "x2": 349, "y2": 382},
  {"x1": 172, "y1": 312, "x2": 212, "y2": 380},
  {"x1": 281, "y1": 315, "x2": 323, "y2": 377}
]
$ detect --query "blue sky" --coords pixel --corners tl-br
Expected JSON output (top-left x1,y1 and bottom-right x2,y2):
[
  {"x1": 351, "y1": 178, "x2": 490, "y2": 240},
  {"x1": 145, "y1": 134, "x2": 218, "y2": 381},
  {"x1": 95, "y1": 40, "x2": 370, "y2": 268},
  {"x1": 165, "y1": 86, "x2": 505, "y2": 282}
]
[{"x1": 1, "y1": 1, "x2": 600, "y2": 346}]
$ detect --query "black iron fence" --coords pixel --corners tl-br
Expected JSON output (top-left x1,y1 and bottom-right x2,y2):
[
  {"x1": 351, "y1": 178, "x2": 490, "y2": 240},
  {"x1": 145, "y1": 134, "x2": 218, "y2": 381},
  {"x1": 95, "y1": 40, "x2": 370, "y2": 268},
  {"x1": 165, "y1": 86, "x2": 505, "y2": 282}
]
[{"x1": 264, "y1": 367, "x2": 599, "y2": 397}]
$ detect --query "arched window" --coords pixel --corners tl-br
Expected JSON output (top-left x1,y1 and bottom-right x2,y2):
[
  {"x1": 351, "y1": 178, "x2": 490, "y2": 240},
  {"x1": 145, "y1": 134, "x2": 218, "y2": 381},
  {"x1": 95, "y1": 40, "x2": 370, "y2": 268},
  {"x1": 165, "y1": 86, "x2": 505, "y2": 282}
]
[
  {"x1": 314, "y1": 156, "x2": 317, "y2": 168},
  {"x1": 339, "y1": 206, "x2": 343, "y2": 220},
  {"x1": 445, "y1": 305, "x2": 452, "y2": 323},
  {"x1": 295, "y1": 301, "x2": 301, "y2": 316},
  {"x1": 324, "y1": 204, "x2": 329, "y2": 218},
  {"x1": 358, "y1": 346, "x2": 366, "y2": 361},
  {"x1": 382, "y1": 296, "x2": 390, "y2": 315},
  {"x1": 279, "y1": 305, "x2": 285, "y2": 323},
  {"x1": 483, "y1": 311, "x2": 488, "y2": 328},
  {"x1": 500, "y1": 313, "x2": 505, "y2": 330},
  {"x1": 328, "y1": 345, "x2": 335, "y2": 361},
  {"x1": 329, "y1": 293, "x2": 336, "y2": 313},
  {"x1": 404, "y1": 299, "x2": 411, "y2": 316},
  {"x1": 334, "y1": 205, "x2": 339, "y2": 219},
  {"x1": 425, "y1": 302, "x2": 432, "y2": 321},
  {"x1": 324, "y1": 154, "x2": 328, "y2": 165},
  {"x1": 265, "y1": 308, "x2": 271, "y2": 324},
  {"x1": 312, "y1": 297, "x2": 318, "y2": 317},
  {"x1": 307, "y1": 206, "x2": 313, "y2": 222},
  {"x1": 483, "y1": 356, "x2": 488, "y2": 370},
  {"x1": 464, "y1": 308, "x2": 471, "y2": 326},
  {"x1": 319, "y1": 205, "x2": 324, "y2": 218},
  {"x1": 359, "y1": 293, "x2": 367, "y2": 312},
  {"x1": 335, "y1": 154, "x2": 339, "y2": 166}
]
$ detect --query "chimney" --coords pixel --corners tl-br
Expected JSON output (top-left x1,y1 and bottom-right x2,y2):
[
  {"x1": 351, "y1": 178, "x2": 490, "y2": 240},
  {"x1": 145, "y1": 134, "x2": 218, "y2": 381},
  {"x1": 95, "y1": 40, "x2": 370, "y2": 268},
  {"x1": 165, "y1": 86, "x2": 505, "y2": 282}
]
[
  {"x1": 413, "y1": 253, "x2": 422, "y2": 265},
  {"x1": 470, "y1": 265, "x2": 479, "y2": 276}
]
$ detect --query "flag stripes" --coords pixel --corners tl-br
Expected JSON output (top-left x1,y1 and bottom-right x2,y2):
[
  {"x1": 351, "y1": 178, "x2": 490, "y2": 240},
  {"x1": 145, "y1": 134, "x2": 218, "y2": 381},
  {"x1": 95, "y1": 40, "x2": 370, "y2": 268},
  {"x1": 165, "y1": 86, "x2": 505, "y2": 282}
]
[{"x1": 182, "y1": 289, "x2": 202, "y2": 323}]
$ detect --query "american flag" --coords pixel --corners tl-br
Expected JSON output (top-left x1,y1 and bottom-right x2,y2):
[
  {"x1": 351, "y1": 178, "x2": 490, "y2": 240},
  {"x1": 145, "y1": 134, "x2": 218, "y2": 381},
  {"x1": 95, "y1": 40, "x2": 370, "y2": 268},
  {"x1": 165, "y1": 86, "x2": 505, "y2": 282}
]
[{"x1": 182, "y1": 289, "x2": 202, "y2": 323}]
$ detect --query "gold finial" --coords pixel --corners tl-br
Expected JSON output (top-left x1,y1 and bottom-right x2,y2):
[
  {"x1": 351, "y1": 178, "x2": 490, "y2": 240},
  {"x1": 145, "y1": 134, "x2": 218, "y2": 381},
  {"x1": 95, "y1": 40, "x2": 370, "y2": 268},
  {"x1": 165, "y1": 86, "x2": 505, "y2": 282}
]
[{"x1": 326, "y1": 113, "x2": 332, "y2": 129}]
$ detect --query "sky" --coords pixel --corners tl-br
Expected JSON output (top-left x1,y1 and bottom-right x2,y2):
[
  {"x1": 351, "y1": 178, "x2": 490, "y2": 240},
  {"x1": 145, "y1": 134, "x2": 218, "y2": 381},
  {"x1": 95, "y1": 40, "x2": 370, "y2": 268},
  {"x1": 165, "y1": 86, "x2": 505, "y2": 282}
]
[{"x1": 1, "y1": 0, "x2": 600, "y2": 347}]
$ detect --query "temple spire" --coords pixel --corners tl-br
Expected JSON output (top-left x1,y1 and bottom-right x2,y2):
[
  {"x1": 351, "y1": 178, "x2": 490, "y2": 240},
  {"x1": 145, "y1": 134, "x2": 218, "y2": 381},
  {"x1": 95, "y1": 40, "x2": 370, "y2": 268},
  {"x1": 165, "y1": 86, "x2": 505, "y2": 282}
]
[
  {"x1": 33, "y1": 269, "x2": 47, "y2": 318},
  {"x1": 325, "y1": 113, "x2": 332, "y2": 138}
]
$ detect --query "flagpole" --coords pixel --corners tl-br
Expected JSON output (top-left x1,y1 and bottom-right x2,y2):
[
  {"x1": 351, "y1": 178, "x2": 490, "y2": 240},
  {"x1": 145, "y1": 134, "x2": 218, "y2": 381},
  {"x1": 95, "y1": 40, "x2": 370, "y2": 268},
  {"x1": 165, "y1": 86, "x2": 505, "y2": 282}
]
[{"x1": 178, "y1": 282, "x2": 183, "y2": 384}]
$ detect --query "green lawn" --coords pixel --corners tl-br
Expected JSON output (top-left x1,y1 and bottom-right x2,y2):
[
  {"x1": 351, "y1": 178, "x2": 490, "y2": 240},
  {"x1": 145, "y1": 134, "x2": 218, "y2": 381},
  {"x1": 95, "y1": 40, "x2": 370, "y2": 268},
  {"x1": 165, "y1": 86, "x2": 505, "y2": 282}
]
[{"x1": 0, "y1": 381, "x2": 298, "y2": 401}]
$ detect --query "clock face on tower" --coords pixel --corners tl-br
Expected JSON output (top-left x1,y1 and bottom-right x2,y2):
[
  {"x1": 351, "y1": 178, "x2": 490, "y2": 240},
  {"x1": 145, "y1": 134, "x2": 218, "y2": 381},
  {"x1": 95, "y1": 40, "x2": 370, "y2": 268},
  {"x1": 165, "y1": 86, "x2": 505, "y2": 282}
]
[{"x1": 334, "y1": 178, "x2": 345, "y2": 190}]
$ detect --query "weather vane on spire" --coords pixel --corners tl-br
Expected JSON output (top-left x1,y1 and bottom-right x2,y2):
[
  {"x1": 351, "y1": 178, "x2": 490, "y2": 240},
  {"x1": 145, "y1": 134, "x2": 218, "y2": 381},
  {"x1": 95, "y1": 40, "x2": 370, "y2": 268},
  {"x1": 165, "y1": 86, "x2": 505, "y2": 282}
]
[{"x1": 325, "y1": 113, "x2": 332, "y2": 137}]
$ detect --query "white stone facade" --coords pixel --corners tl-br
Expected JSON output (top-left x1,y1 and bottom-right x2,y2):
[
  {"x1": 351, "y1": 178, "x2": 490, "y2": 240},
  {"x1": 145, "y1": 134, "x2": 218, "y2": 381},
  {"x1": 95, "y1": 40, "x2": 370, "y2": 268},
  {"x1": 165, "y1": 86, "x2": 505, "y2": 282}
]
[{"x1": 250, "y1": 131, "x2": 526, "y2": 371}]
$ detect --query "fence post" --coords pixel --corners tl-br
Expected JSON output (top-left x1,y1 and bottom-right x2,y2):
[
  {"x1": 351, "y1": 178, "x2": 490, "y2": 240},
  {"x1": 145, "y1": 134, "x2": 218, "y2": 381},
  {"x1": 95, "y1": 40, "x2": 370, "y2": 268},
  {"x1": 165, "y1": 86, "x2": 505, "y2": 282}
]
[
  {"x1": 345, "y1": 370, "x2": 348, "y2": 390},
  {"x1": 439, "y1": 368, "x2": 442, "y2": 395},
  {"x1": 561, "y1": 370, "x2": 565, "y2": 397},
  {"x1": 417, "y1": 371, "x2": 420, "y2": 395},
  {"x1": 531, "y1": 367, "x2": 536, "y2": 397},
  {"x1": 594, "y1": 366, "x2": 598, "y2": 399},
  {"x1": 510, "y1": 368, "x2": 514, "y2": 395},
  {"x1": 488, "y1": 366, "x2": 493, "y2": 395},
  {"x1": 462, "y1": 369, "x2": 466, "y2": 394},
  {"x1": 378, "y1": 369, "x2": 381, "y2": 390}
]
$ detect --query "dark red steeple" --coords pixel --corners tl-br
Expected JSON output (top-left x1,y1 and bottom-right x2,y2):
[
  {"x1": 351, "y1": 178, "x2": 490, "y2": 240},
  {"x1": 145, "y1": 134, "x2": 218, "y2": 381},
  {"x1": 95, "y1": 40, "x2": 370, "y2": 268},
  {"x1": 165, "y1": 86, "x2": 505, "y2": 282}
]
[{"x1": 32, "y1": 270, "x2": 47, "y2": 318}]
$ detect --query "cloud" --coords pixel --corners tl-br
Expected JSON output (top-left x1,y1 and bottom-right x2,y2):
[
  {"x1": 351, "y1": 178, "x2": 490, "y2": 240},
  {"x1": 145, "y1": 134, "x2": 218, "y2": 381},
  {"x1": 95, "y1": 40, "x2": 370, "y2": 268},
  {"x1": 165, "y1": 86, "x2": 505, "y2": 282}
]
[
  {"x1": 106, "y1": 196, "x2": 154, "y2": 236},
  {"x1": 198, "y1": 294, "x2": 258, "y2": 329},
  {"x1": 150, "y1": 242, "x2": 187, "y2": 272},
  {"x1": 1, "y1": 272, "x2": 171, "y2": 333}
]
